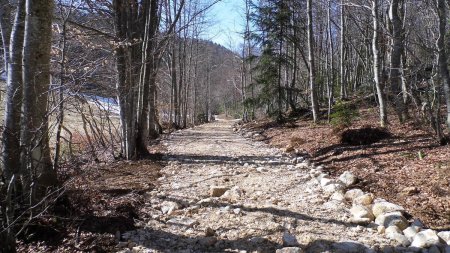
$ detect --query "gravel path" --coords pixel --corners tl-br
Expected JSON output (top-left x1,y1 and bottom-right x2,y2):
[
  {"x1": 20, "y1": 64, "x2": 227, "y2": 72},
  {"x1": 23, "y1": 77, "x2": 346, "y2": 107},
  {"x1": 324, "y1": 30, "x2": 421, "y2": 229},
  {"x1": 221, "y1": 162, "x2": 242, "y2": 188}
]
[{"x1": 119, "y1": 120, "x2": 402, "y2": 253}]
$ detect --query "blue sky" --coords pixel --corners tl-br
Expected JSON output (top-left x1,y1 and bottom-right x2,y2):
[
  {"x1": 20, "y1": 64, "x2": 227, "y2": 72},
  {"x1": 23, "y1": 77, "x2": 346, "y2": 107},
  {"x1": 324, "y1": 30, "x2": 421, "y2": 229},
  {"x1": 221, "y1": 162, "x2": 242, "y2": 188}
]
[{"x1": 205, "y1": 0, "x2": 246, "y2": 50}]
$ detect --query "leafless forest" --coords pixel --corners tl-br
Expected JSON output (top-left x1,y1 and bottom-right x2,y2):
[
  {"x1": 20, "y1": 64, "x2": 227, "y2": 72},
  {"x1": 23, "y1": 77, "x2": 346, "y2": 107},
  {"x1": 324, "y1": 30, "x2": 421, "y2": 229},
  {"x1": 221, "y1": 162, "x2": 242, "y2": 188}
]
[{"x1": 0, "y1": 0, "x2": 449, "y2": 252}]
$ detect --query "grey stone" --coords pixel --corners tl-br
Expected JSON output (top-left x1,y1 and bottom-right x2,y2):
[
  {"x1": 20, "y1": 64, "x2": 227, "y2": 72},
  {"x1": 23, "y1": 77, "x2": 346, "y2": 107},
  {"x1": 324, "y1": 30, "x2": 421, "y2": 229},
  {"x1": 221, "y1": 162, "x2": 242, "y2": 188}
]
[
  {"x1": 411, "y1": 229, "x2": 440, "y2": 248},
  {"x1": 282, "y1": 233, "x2": 299, "y2": 247},
  {"x1": 320, "y1": 176, "x2": 333, "y2": 187},
  {"x1": 167, "y1": 217, "x2": 199, "y2": 227},
  {"x1": 161, "y1": 201, "x2": 180, "y2": 215},
  {"x1": 372, "y1": 201, "x2": 405, "y2": 217},
  {"x1": 375, "y1": 211, "x2": 408, "y2": 230},
  {"x1": 323, "y1": 183, "x2": 345, "y2": 193},
  {"x1": 437, "y1": 231, "x2": 450, "y2": 244},
  {"x1": 330, "y1": 191, "x2": 345, "y2": 202},
  {"x1": 353, "y1": 193, "x2": 374, "y2": 206},
  {"x1": 350, "y1": 204, "x2": 375, "y2": 221},
  {"x1": 276, "y1": 247, "x2": 304, "y2": 253},
  {"x1": 403, "y1": 226, "x2": 419, "y2": 242},
  {"x1": 332, "y1": 241, "x2": 366, "y2": 253},
  {"x1": 256, "y1": 167, "x2": 268, "y2": 173},
  {"x1": 344, "y1": 189, "x2": 365, "y2": 201},
  {"x1": 339, "y1": 171, "x2": 357, "y2": 186},
  {"x1": 444, "y1": 245, "x2": 450, "y2": 253},
  {"x1": 386, "y1": 232, "x2": 411, "y2": 247},
  {"x1": 221, "y1": 186, "x2": 243, "y2": 202},
  {"x1": 428, "y1": 245, "x2": 441, "y2": 253}
]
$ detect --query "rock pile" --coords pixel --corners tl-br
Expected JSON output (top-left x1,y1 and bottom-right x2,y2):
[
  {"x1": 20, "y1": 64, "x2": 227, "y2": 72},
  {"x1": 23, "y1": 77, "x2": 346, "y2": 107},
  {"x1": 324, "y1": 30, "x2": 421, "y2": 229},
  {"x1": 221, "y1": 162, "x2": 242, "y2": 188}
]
[{"x1": 309, "y1": 167, "x2": 450, "y2": 252}]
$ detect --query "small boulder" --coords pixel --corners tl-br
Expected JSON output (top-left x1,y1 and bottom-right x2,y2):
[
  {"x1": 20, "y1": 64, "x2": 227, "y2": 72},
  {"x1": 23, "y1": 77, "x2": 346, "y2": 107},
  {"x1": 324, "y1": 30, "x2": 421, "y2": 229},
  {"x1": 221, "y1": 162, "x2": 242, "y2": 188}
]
[
  {"x1": 320, "y1": 176, "x2": 333, "y2": 187},
  {"x1": 344, "y1": 189, "x2": 365, "y2": 202},
  {"x1": 374, "y1": 211, "x2": 408, "y2": 230},
  {"x1": 350, "y1": 205, "x2": 375, "y2": 221},
  {"x1": 282, "y1": 233, "x2": 299, "y2": 247},
  {"x1": 221, "y1": 186, "x2": 243, "y2": 202},
  {"x1": 339, "y1": 171, "x2": 357, "y2": 186},
  {"x1": 403, "y1": 226, "x2": 419, "y2": 242},
  {"x1": 161, "y1": 201, "x2": 180, "y2": 215},
  {"x1": 210, "y1": 186, "x2": 230, "y2": 197},
  {"x1": 167, "y1": 217, "x2": 199, "y2": 228},
  {"x1": 331, "y1": 191, "x2": 345, "y2": 202},
  {"x1": 353, "y1": 193, "x2": 374, "y2": 206},
  {"x1": 256, "y1": 167, "x2": 268, "y2": 173},
  {"x1": 372, "y1": 201, "x2": 405, "y2": 217},
  {"x1": 385, "y1": 225, "x2": 401, "y2": 235},
  {"x1": 386, "y1": 232, "x2": 411, "y2": 247},
  {"x1": 276, "y1": 247, "x2": 304, "y2": 253},
  {"x1": 400, "y1": 186, "x2": 419, "y2": 196},
  {"x1": 437, "y1": 231, "x2": 450, "y2": 245},
  {"x1": 411, "y1": 229, "x2": 440, "y2": 248},
  {"x1": 323, "y1": 183, "x2": 345, "y2": 193}
]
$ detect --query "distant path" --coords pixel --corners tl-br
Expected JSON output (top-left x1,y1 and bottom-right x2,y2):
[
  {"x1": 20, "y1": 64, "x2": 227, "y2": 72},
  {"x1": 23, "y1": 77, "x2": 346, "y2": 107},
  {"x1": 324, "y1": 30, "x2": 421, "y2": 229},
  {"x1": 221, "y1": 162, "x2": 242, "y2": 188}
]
[{"x1": 119, "y1": 120, "x2": 396, "y2": 253}]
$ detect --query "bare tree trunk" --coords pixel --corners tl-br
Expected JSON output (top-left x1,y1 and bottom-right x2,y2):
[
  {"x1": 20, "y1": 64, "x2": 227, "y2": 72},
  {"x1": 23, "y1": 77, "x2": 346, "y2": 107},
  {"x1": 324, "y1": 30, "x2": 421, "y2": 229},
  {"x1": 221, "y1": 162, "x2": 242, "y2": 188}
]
[
  {"x1": 437, "y1": 0, "x2": 450, "y2": 131},
  {"x1": 0, "y1": 0, "x2": 11, "y2": 73},
  {"x1": 327, "y1": 0, "x2": 334, "y2": 122},
  {"x1": 113, "y1": 0, "x2": 138, "y2": 159},
  {"x1": 372, "y1": 0, "x2": 387, "y2": 127},
  {"x1": 389, "y1": 0, "x2": 407, "y2": 123},
  {"x1": 340, "y1": 0, "x2": 346, "y2": 100},
  {"x1": 2, "y1": 0, "x2": 25, "y2": 182},
  {"x1": 307, "y1": 0, "x2": 319, "y2": 123},
  {"x1": 21, "y1": 0, "x2": 56, "y2": 197}
]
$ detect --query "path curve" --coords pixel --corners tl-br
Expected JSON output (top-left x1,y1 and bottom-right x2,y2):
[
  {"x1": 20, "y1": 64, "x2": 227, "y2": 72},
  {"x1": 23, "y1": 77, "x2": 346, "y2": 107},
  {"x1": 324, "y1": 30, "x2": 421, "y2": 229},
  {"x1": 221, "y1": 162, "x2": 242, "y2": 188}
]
[{"x1": 119, "y1": 120, "x2": 401, "y2": 253}]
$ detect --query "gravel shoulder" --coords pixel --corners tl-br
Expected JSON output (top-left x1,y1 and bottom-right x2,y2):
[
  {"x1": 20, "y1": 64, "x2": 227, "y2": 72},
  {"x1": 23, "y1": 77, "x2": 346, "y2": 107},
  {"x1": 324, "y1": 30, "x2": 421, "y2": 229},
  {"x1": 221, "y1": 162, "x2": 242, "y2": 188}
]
[{"x1": 118, "y1": 119, "x2": 404, "y2": 253}]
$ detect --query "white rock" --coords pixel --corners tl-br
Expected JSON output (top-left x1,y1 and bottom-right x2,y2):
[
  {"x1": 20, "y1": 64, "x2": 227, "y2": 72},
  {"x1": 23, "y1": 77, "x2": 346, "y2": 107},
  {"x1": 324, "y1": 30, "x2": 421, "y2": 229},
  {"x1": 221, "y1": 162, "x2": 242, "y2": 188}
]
[
  {"x1": 411, "y1": 229, "x2": 440, "y2": 248},
  {"x1": 385, "y1": 225, "x2": 401, "y2": 235},
  {"x1": 256, "y1": 167, "x2": 268, "y2": 173},
  {"x1": 353, "y1": 193, "x2": 374, "y2": 206},
  {"x1": 233, "y1": 208, "x2": 242, "y2": 215},
  {"x1": 372, "y1": 201, "x2": 405, "y2": 217},
  {"x1": 282, "y1": 233, "x2": 299, "y2": 246},
  {"x1": 167, "y1": 217, "x2": 199, "y2": 227},
  {"x1": 339, "y1": 171, "x2": 357, "y2": 186},
  {"x1": 403, "y1": 226, "x2": 419, "y2": 242},
  {"x1": 438, "y1": 231, "x2": 450, "y2": 244},
  {"x1": 323, "y1": 183, "x2": 345, "y2": 193},
  {"x1": 386, "y1": 232, "x2": 411, "y2": 247},
  {"x1": 161, "y1": 201, "x2": 180, "y2": 215},
  {"x1": 375, "y1": 211, "x2": 408, "y2": 230},
  {"x1": 276, "y1": 247, "x2": 304, "y2": 253},
  {"x1": 320, "y1": 176, "x2": 333, "y2": 187},
  {"x1": 221, "y1": 186, "x2": 243, "y2": 202},
  {"x1": 350, "y1": 205, "x2": 375, "y2": 221},
  {"x1": 344, "y1": 189, "x2": 365, "y2": 201},
  {"x1": 349, "y1": 217, "x2": 373, "y2": 225},
  {"x1": 331, "y1": 191, "x2": 345, "y2": 202}
]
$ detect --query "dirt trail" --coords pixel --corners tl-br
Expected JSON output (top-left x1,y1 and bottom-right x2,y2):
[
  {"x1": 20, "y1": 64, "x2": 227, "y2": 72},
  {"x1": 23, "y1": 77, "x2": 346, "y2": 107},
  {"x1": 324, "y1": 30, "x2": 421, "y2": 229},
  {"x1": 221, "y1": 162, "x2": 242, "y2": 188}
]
[{"x1": 119, "y1": 120, "x2": 399, "y2": 253}]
